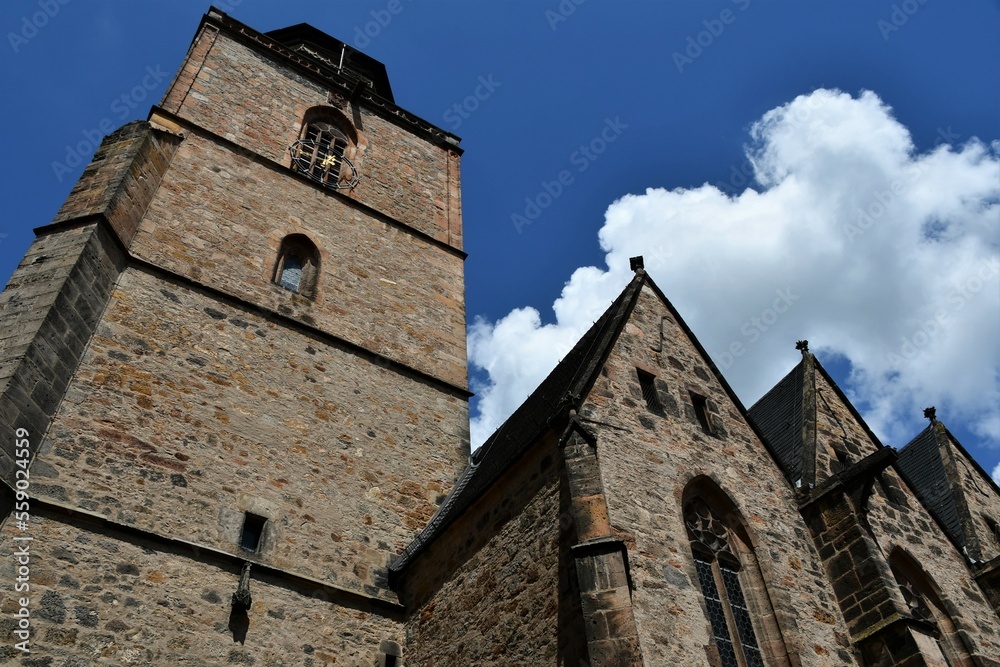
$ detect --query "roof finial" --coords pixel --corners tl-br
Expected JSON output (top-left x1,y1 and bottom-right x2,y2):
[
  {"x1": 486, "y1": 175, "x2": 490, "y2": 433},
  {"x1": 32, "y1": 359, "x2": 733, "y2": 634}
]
[
  {"x1": 924, "y1": 406, "x2": 937, "y2": 423},
  {"x1": 629, "y1": 256, "x2": 644, "y2": 273},
  {"x1": 795, "y1": 340, "x2": 809, "y2": 354}
]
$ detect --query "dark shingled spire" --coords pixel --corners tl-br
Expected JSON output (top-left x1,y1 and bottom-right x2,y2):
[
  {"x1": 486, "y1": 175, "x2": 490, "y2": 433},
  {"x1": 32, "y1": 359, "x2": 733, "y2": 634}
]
[{"x1": 748, "y1": 363, "x2": 805, "y2": 482}]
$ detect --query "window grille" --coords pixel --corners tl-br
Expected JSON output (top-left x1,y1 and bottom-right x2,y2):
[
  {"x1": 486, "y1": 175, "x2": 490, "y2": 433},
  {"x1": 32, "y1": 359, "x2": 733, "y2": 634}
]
[
  {"x1": 289, "y1": 120, "x2": 360, "y2": 189},
  {"x1": 637, "y1": 369, "x2": 662, "y2": 412}
]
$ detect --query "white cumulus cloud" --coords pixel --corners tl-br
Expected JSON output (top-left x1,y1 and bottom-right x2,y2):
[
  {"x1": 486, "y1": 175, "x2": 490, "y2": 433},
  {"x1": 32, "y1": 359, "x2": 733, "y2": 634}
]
[{"x1": 468, "y1": 89, "x2": 1000, "y2": 455}]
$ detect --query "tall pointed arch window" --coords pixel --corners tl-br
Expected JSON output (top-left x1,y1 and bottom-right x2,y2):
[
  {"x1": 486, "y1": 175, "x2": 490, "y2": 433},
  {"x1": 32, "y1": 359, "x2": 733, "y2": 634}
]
[
  {"x1": 888, "y1": 549, "x2": 973, "y2": 666},
  {"x1": 289, "y1": 109, "x2": 360, "y2": 189},
  {"x1": 686, "y1": 498, "x2": 765, "y2": 667},
  {"x1": 273, "y1": 234, "x2": 320, "y2": 299}
]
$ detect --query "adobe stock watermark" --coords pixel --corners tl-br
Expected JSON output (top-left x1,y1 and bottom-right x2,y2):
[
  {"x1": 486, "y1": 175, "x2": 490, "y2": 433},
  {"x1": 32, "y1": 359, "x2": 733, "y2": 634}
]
[
  {"x1": 545, "y1": 0, "x2": 586, "y2": 31},
  {"x1": 843, "y1": 126, "x2": 960, "y2": 244},
  {"x1": 442, "y1": 75, "x2": 501, "y2": 132},
  {"x1": 51, "y1": 65, "x2": 170, "y2": 182},
  {"x1": 672, "y1": 0, "x2": 751, "y2": 74},
  {"x1": 353, "y1": 0, "x2": 411, "y2": 49},
  {"x1": 7, "y1": 0, "x2": 71, "y2": 53},
  {"x1": 512, "y1": 117, "x2": 628, "y2": 234},
  {"x1": 877, "y1": 0, "x2": 929, "y2": 41},
  {"x1": 714, "y1": 92, "x2": 829, "y2": 195},
  {"x1": 886, "y1": 257, "x2": 999, "y2": 368},
  {"x1": 717, "y1": 287, "x2": 800, "y2": 370},
  {"x1": 213, "y1": 0, "x2": 245, "y2": 12}
]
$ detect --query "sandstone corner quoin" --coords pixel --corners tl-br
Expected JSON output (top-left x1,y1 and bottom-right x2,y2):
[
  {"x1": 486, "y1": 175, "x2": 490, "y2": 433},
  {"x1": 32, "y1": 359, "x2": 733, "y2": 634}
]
[{"x1": 0, "y1": 8, "x2": 998, "y2": 666}]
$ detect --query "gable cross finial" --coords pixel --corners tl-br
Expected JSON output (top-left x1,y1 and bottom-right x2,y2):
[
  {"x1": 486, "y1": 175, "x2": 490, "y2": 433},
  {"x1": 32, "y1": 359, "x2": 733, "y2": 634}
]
[
  {"x1": 923, "y1": 406, "x2": 937, "y2": 423},
  {"x1": 795, "y1": 340, "x2": 809, "y2": 354},
  {"x1": 629, "y1": 256, "x2": 644, "y2": 273}
]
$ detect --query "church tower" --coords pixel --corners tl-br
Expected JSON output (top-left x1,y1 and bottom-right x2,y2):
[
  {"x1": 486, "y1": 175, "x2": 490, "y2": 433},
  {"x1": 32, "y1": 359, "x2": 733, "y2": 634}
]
[{"x1": 0, "y1": 8, "x2": 467, "y2": 663}]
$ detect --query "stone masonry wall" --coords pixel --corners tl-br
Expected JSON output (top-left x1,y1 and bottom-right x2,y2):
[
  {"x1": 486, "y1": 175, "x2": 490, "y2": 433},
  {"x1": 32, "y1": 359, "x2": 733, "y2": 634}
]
[
  {"x1": 160, "y1": 23, "x2": 463, "y2": 248},
  {"x1": 941, "y1": 432, "x2": 1000, "y2": 563},
  {"x1": 812, "y1": 372, "x2": 1000, "y2": 661},
  {"x1": 0, "y1": 223, "x2": 125, "y2": 494},
  {"x1": 0, "y1": 512, "x2": 403, "y2": 665},
  {"x1": 50, "y1": 123, "x2": 181, "y2": 247},
  {"x1": 580, "y1": 284, "x2": 857, "y2": 665},
  {"x1": 28, "y1": 266, "x2": 468, "y2": 601},
  {"x1": 401, "y1": 436, "x2": 590, "y2": 666},
  {"x1": 0, "y1": 122, "x2": 176, "y2": 494},
  {"x1": 129, "y1": 131, "x2": 468, "y2": 391}
]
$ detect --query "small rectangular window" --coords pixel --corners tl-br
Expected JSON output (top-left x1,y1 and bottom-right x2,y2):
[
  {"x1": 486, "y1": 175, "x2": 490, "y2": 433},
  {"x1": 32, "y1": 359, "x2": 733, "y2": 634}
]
[
  {"x1": 691, "y1": 392, "x2": 714, "y2": 434},
  {"x1": 637, "y1": 369, "x2": 662, "y2": 412},
  {"x1": 240, "y1": 513, "x2": 267, "y2": 552}
]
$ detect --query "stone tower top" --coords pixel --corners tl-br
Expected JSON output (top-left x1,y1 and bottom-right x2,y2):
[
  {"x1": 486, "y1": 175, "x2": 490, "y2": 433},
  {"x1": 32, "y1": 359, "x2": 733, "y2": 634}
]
[{"x1": 265, "y1": 22, "x2": 395, "y2": 102}]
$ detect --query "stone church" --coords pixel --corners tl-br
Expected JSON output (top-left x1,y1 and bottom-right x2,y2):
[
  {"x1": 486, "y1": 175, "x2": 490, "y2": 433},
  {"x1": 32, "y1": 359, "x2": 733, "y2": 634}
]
[{"x1": 0, "y1": 8, "x2": 997, "y2": 666}]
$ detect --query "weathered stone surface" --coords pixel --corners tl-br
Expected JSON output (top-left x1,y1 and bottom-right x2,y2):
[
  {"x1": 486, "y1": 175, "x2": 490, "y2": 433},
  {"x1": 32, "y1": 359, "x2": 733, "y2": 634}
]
[
  {"x1": 581, "y1": 285, "x2": 851, "y2": 666},
  {"x1": 401, "y1": 438, "x2": 590, "y2": 666},
  {"x1": 159, "y1": 22, "x2": 463, "y2": 250},
  {"x1": 31, "y1": 268, "x2": 467, "y2": 598},
  {"x1": 0, "y1": 514, "x2": 403, "y2": 665},
  {"x1": 0, "y1": 11, "x2": 467, "y2": 665},
  {"x1": 2, "y1": 10, "x2": 997, "y2": 667},
  {"x1": 128, "y1": 131, "x2": 468, "y2": 389},
  {"x1": 0, "y1": 222, "x2": 126, "y2": 489},
  {"x1": 810, "y1": 370, "x2": 1000, "y2": 663}
]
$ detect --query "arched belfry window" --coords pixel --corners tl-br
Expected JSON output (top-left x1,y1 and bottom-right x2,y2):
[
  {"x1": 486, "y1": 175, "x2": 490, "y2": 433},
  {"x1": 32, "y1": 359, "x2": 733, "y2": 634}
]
[
  {"x1": 888, "y1": 549, "x2": 972, "y2": 666},
  {"x1": 686, "y1": 498, "x2": 766, "y2": 667},
  {"x1": 289, "y1": 108, "x2": 360, "y2": 189},
  {"x1": 273, "y1": 234, "x2": 320, "y2": 298}
]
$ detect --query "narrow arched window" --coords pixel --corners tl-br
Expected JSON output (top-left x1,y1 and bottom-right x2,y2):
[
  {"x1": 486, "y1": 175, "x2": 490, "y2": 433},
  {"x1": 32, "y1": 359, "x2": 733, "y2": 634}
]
[
  {"x1": 686, "y1": 498, "x2": 765, "y2": 667},
  {"x1": 273, "y1": 234, "x2": 319, "y2": 298},
  {"x1": 289, "y1": 109, "x2": 360, "y2": 190}
]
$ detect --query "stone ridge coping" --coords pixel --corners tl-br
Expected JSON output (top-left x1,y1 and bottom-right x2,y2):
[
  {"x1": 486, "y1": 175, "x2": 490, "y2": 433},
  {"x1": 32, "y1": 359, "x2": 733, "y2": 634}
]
[
  {"x1": 31, "y1": 496, "x2": 406, "y2": 615},
  {"x1": 146, "y1": 107, "x2": 469, "y2": 261},
  {"x1": 203, "y1": 7, "x2": 464, "y2": 152},
  {"x1": 29, "y1": 215, "x2": 473, "y2": 401}
]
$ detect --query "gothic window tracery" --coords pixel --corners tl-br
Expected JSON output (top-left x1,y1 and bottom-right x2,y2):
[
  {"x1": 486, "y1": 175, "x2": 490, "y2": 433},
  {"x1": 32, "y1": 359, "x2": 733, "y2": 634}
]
[{"x1": 686, "y1": 498, "x2": 765, "y2": 667}]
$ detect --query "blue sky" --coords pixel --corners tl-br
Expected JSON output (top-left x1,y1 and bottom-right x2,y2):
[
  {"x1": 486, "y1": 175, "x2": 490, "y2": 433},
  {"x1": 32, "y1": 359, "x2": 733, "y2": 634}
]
[{"x1": 1, "y1": 1, "x2": 998, "y2": 479}]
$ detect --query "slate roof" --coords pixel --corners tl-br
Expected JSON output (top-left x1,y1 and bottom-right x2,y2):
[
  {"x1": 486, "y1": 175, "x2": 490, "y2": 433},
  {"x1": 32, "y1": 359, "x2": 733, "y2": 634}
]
[
  {"x1": 896, "y1": 426, "x2": 966, "y2": 551},
  {"x1": 747, "y1": 363, "x2": 804, "y2": 482},
  {"x1": 389, "y1": 272, "x2": 646, "y2": 578}
]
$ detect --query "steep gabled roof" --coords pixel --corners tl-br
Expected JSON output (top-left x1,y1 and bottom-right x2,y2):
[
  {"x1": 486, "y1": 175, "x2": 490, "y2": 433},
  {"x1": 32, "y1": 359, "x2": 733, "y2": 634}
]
[
  {"x1": 747, "y1": 354, "x2": 887, "y2": 485},
  {"x1": 747, "y1": 363, "x2": 804, "y2": 481},
  {"x1": 896, "y1": 425, "x2": 966, "y2": 551},
  {"x1": 896, "y1": 424, "x2": 1000, "y2": 558},
  {"x1": 389, "y1": 272, "x2": 646, "y2": 578}
]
